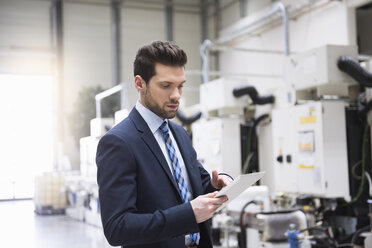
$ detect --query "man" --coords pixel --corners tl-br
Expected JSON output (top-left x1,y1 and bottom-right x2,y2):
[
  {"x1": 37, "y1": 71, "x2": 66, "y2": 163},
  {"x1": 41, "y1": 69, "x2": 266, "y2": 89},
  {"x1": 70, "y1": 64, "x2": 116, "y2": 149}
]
[{"x1": 96, "y1": 40, "x2": 231, "y2": 248}]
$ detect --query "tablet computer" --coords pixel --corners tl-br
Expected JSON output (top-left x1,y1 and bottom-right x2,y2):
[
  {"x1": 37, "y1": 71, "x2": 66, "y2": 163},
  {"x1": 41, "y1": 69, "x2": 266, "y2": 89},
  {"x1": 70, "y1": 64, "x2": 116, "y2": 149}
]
[{"x1": 215, "y1": 171, "x2": 265, "y2": 212}]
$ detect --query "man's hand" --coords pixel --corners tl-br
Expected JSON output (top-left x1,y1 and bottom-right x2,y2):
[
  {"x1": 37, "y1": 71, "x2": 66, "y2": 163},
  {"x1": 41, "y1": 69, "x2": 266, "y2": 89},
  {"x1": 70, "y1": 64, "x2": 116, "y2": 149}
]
[
  {"x1": 190, "y1": 192, "x2": 228, "y2": 223},
  {"x1": 211, "y1": 170, "x2": 233, "y2": 190}
]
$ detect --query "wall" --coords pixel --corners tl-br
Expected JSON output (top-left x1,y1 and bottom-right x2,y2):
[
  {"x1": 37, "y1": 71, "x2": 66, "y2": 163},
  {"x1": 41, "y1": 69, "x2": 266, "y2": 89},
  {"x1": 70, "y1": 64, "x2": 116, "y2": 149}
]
[
  {"x1": 120, "y1": 4, "x2": 202, "y2": 108},
  {"x1": 0, "y1": 0, "x2": 203, "y2": 169},
  {"x1": 63, "y1": 2, "x2": 113, "y2": 168},
  {"x1": 174, "y1": 11, "x2": 202, "y2": 106},
  {"x1": 0, "y1": 0, "x2": 51, "y2": 75},
  {"x1": 120, "y1": 6, "x2": 166, "y2": 107},
  {"x1": 64, "y1": 2, "x2": 112, "y2": 114}
]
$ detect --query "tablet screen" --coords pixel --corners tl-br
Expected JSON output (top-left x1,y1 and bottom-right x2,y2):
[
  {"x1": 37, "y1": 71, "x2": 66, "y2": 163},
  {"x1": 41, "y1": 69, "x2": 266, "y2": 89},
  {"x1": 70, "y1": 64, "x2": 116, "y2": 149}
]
[{"x1": 215, "y1": 171, "x2": 265, "y2": 212}]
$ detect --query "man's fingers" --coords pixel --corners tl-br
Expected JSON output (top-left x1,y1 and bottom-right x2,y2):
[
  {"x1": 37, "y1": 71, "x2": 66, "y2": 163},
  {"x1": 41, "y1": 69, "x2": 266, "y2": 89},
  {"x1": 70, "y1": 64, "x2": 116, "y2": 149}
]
[
  {"x1": 211, "y1": 170, "x2": 218, "y2": 181},
  {"x1": 201, "y1": 191, "x2": 218, "y2": 198},
  {"x1": 209, "y1": 196, "x2": 228, "y2": 205}
]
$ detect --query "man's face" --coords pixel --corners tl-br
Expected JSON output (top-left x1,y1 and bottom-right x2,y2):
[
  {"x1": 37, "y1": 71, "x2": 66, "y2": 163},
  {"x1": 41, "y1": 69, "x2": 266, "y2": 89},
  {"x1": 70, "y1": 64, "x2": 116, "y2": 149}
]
[{"x1": 139, "y1": 63, "x2": 185, "y2": 119}]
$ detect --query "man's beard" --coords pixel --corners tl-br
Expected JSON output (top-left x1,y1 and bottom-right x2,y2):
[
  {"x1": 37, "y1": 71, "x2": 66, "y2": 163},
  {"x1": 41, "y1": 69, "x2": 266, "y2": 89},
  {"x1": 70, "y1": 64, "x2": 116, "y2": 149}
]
[{"x1": 143, "y1": 89, "x2": 178, "y2": 119}]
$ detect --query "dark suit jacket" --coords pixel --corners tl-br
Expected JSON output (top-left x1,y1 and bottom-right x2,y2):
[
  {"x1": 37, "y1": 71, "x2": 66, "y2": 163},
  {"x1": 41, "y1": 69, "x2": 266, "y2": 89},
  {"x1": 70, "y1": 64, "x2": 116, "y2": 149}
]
[{"x1": 96, "y1": 107, "x2": 216, "y2": 248}]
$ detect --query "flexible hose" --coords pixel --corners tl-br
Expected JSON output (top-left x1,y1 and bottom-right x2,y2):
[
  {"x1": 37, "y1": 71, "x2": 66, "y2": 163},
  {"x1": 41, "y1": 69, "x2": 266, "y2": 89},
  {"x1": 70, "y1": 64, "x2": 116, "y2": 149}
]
[
  {"x1": 233, "y1": 85, "x2": 275, "y2": 105},
  {"x1": 251, "y1": 114, "x2": 270, "y2": 149},
  {"x1": 176, "y1": 109, "x2": 202, "y2": 125},
  {"x1": 337, "y1": 56, "x2": 372, "y2": 88}
]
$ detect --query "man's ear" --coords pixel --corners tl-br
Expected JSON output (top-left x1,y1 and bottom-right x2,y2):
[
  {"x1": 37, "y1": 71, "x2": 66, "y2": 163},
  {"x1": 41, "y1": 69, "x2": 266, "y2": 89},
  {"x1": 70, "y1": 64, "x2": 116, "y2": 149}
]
[{"x1": 134, "y1": 75, "x2": 145, "y2": 92}]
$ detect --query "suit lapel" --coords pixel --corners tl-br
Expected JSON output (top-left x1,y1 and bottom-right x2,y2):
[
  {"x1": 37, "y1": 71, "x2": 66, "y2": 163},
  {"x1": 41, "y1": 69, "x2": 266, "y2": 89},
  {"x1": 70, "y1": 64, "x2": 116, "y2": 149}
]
[{"x1": 129, "y1": 108, "x2": 181, "y2": 199}]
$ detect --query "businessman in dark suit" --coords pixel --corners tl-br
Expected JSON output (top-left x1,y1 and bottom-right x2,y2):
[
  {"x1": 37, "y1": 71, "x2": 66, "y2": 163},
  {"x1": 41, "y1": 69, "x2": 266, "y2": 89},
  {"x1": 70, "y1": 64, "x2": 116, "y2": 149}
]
[{"x1": 96, "y1": 40, "x2": 231, "y2": 248}]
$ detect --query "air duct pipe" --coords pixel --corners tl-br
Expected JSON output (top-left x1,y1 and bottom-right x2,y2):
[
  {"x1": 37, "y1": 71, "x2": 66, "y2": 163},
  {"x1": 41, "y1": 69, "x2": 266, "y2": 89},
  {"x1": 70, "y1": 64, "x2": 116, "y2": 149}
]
[
  {"x1": 95, "y1": 83, "x2": 129, "y2": 118},
  {"x1": 201, "y1": 2, "x2": 289, "y2": 83}
]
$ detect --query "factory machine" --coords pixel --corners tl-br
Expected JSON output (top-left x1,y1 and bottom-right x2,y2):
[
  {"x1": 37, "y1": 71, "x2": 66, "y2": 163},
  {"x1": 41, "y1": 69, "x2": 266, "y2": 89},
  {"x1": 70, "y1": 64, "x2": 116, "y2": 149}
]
[{"x1": 192, "y1": 45, "x2": 372, "y2": 248}]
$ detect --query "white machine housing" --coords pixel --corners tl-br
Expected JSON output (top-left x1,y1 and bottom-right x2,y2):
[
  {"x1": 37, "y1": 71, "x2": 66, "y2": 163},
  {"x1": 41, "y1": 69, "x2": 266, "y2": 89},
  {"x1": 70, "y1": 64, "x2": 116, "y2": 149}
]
[
  {"x1": 90, "y1": 117, "x2": 114, "y2": 138},
  {"x1": 285, "y1": 45, "x2": 357, "y2": 96},
  {"x1": 192, "y1": 118, "x2": 242, "y2": 179},
  {"x1": 79, "y1": 136, "x2": 99, "y2": 178},
  {"x1": 262, "y1": 101, "x2": 350, "y2": 200},
  {"x1": 200, "y1": 77, "x2": 249, "y2": 117},
  {"x1": 114, "y1": 109, "x2": 129, "y2": 125}
]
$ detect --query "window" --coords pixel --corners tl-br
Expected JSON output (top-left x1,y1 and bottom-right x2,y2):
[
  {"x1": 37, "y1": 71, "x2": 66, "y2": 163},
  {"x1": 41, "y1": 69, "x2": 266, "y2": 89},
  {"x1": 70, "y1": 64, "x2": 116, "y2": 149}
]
[{"x1": 0, "y1": 75, "x2": 53, "y2": 199}]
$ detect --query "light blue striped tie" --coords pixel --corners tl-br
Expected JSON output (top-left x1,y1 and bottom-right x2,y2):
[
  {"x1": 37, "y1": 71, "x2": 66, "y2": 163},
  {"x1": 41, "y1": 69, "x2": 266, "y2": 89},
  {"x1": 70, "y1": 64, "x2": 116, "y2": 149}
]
[{"x1": 159, "y1": 121, "x2": 199, "y2": 245}]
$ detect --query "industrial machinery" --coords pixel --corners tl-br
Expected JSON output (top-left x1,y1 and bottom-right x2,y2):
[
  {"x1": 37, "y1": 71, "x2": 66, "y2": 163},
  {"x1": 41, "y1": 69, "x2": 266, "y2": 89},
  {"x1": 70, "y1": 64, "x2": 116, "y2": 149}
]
[{"x1": 193, "y1": 44, "x2": 372, "y2": 247}]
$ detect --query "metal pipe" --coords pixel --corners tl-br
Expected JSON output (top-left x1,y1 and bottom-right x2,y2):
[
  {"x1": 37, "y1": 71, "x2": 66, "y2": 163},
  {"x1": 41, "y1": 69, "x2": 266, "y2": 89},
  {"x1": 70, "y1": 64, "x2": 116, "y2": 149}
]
[
  {"x1": 95, "y1": 84, "x2": 122, "y2": 118},
  {"x1": 200, "y1": 2, "x2": 290, "y2": 83},
  {"x1": 186, "y1": 69, "x2": 281, "y2": 78},
  {"x1": 210, "y1": 44, "x2": 284, "y2": 54},
  {"x1": 200, "y1": 39, "x2": 212, "y2": 83},
  {"x1": 95, "y1": 83, "x2": 131, "y2": 118},
  {"x1": 217, "y1": 2, "x2": 289, "y2": 54},
  {"x1": 200, "y1": 40, "x2": 284, "y2": 83}
]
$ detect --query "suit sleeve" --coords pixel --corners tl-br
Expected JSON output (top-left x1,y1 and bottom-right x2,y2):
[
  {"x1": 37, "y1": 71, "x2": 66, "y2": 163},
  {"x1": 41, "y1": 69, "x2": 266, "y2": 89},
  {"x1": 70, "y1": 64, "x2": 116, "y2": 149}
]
[{"x1": 96, "y1": 133, "x2": 199, "y2": 247}]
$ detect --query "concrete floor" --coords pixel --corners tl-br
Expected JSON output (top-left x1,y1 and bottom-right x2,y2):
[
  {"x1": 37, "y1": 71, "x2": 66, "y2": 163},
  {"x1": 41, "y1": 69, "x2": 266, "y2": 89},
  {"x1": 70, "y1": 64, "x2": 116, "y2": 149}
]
[{"x1": 0, "y1": 200, "x2": 114, "y2": 248}]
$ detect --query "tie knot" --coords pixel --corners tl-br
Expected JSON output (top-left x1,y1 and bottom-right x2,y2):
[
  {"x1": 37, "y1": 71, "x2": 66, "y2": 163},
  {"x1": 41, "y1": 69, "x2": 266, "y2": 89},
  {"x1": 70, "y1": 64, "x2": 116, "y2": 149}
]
[{"x1": 159, "y1": 121, "x2": 169, "y2": 134}]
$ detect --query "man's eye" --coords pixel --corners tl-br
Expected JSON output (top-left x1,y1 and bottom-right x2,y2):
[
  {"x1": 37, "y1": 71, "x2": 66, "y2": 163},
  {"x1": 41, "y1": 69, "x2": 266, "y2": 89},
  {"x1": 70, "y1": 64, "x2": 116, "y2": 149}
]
[
  {"x1": 178, "y1": 85, "x2": 184, "y2": 89},
  {"x1": 162, "y1": 85, "x2": 170, "y2": 88}
]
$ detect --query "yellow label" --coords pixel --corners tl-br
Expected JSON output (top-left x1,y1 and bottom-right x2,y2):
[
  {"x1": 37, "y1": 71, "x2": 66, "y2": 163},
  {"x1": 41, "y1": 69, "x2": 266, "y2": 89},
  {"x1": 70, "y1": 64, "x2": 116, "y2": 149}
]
[
  {"x1": 298, "y1": 142, "x2": 312, "y2": 150},
  {"x1": 303, "y1": 205, "x2": 311, "y2": 210},
  {"x1": 299, "y1": 164, "x2": 315, "y2": 169},
  {"x1": 300, "y1": 115, "x2": 316, "y2": 125}
]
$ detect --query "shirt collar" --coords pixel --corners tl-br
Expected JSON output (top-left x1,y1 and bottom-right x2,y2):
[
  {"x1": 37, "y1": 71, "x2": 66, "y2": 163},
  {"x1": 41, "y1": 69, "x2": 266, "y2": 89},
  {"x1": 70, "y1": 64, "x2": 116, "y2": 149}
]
[{"x1": 135, "y1": 101, "x2": 167, "y2": 134}]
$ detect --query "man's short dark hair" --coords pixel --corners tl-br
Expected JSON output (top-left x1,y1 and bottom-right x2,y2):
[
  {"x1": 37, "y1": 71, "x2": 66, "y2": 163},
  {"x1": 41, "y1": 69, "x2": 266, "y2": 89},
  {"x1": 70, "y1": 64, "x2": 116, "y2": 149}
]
[{"x1": 133, "y1": 40, "x2": 187, "y2": 83}]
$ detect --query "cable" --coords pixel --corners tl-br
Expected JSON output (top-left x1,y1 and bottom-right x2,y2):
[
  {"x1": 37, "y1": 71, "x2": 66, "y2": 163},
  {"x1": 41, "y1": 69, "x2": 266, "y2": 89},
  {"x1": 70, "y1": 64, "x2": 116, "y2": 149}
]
[
  {"x1": 299, "y1": 226, "x2": 327, "y2": 233},
  {"x1": 365, "y1": 171, "x2": 372, "y2": 197},
  {"x1": 239, "y1": 201, "x2": 256, "y2": 248},
  {"x1": 350, "y1": 225, "x2": 370, "y2": 245},
  {"x1": 218, "y1": 173, "x2": 234, "y2": 181},
  {"x1": 343, "y1": 124, "x2": 368, "y2": 206},
  {"x1": 351, "y1": 160, "x2": 362, "y2": 180},
  {"x1": 337, "y1": 226, "x2": 371, "y2": 247},
  {"x1": 300, "y1": 226, "x2": 338, "y2": 248},
  {"x1": 242, "y1": 114, "x2": 269, "y2": 174},
  {"x1": 313, "y1": 236, "x2": 334, "y2": 247}
]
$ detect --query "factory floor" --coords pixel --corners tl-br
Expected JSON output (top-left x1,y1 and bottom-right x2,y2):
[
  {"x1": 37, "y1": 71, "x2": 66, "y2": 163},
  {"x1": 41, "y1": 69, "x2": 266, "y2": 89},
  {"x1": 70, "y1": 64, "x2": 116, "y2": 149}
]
[{"x1": 0, "y1": 200, "x2": 113, "y2": 248}]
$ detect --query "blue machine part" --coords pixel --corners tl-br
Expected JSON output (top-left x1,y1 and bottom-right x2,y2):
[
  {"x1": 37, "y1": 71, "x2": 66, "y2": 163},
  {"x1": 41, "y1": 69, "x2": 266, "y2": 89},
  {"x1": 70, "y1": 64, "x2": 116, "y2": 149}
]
[{"x1": 286, "y1": 229, "x2": 300, "y2": 248}]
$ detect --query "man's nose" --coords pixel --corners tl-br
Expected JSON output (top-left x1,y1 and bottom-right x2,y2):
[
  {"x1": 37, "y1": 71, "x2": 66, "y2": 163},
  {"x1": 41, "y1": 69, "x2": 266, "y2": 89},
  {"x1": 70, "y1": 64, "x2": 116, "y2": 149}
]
[{"x1": 170, "y1": 87, "x2": 181, "y2": 100}]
